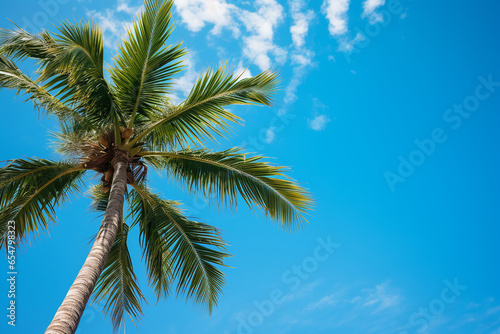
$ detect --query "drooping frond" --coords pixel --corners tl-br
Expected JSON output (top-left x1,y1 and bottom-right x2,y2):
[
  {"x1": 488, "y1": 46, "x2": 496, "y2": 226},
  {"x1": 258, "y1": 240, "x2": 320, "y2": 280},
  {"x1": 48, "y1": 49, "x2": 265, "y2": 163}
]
[
  {"x1": 128, "y1": 185, "x2": 229, "y2": 312},
  {"x1": 0, "y1": 28, "x2": 56, "y2": 61},
  {"x1": 0, "y1": 159, "x2": 85, "y2": 247},
  {"x1": 140, "y1": 148, "x2": 312, "y2": 229},
  {"x1": 39, "y1": 21, "x2": 117, "y2": 126},
  {"x1": 110, "y1": 0, "x2": 185, "y2": 126},
  {"x1": 92, "y1": 223, "x2": 146, "y2": 332},
  {"x1": 131, "y1": 67, "x2": 279, "y2": 149},
  {"x1": 0, "y1": 55, "x2": 75, "y2": 118}
]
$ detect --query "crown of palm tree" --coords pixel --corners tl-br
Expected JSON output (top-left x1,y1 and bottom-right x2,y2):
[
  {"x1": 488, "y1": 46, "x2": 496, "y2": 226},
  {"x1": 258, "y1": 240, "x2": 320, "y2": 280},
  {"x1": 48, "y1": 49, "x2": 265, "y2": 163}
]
[{"x1": 0, "y1": 0, "x2": 313, "y2": 332}]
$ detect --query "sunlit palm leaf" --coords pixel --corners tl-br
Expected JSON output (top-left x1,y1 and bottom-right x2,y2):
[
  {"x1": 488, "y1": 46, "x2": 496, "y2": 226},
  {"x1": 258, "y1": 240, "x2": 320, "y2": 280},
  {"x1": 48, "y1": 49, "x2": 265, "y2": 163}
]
[
  {"x1": 0, "y1": 27, "x2": 56, "y2": 61},
  {"x1": 129, "y1": 185, "x2": 229, "y2": 312},
  {"x1": 110, "y1": 0, "x2": 185, "y2": 126},
  {"x1": 133, "y1": 67, "x2": 279, "y2": 149},
  {"x1": 39, "y1": 21, "x2": 118, "y2": 126},
  {"x1": 0, "y1": 159, "x2": 85, "y2": 247},
  {"x1": 0, "y1": 55, "x2": 75, "y2": 118},
  {"x1": 92, "y1": 223, "x2": 146, "y2": 332},
  {"x1": 141, "y1": 148, "x2": 312, "y2": 228}
]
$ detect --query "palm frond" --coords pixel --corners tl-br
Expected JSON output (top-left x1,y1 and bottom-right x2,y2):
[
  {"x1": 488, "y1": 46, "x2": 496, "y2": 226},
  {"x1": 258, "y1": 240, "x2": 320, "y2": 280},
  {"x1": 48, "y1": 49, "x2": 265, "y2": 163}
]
[
  {"x1": 130, "y1": 67, "x2": 279, "y2": 149},
  {"x1": 0, "y1": 27, "x2": 56, "y2": 61},
  {"x1": 0, "y1": 55, "x2": 75, "y2": 118},
  {"x1": 110, "y1": 0, "x2": 185, "y2": 126},
  {"x1": 0, "y1": 159, "x2": 85, "y2": 247},
  {"x1": 128, "y1": 185, "x2": 229, "y2": 312},
  {"x1": 140, "y1": 148, "x2": 312, "y2": 229},
  {"x1": 92, "y1": 223, "x2": 146, "y2": 332},
  {"x1": 38, "y1": 21, "x2": 118, "y2": 126}
]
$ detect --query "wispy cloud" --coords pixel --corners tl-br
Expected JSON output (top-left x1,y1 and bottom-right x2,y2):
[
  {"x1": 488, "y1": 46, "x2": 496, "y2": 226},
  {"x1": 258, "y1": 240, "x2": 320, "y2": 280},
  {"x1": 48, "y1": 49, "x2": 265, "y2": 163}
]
[
  {"x1": 337, "y1": 32, "x2": 365, "y2": 52},
  {"x1": 86, "y1": 0, "x2": 143, "y2": 47},
  {"x1": 308, "y1": 114, "x2": 330, "y2": 131},
  {"x1": 361, "y1": 281, "x2": 402, "y2": 312},
  {"x1": 116, "y1": 0, "x2": 142, "y2": 15},
  {"x1": 322, "y1": 0, "x2": 350, "y2": 36},
  {"x1": 170, "y1": 51, "x2": 198, "y2": 104},
  {"x1": 284, "y1": 0, "x2": 315, "y2": 106},
  {"x1": 239, "y1": 0, "x2": 287, "y2": 71},
  {"x1": 305, "y1": 289, "x2": 347, "y2": 311},
  {"x1": 362, "y1": 0, "x2": 385, "y2": 23},
  {"x1": 264, "y1": 127, "x2": 277, "y2": 144},
  {"x1": 289, "y1": 0, "x2": 315, "y2": 48},
  {"x1": 235, "y1": 60, "x2": 253, "y2": 80}
]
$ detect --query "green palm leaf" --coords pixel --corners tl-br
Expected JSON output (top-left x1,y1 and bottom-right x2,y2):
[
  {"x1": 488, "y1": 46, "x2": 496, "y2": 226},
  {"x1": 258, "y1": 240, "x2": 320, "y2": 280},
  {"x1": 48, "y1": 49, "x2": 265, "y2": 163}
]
[
  {"x1": 0, "y1": 55, "x2": 75, "y2": 118},
  {"x1": 110, "y1": 0, "x2": 185, "y2": 126},
  {"x1": 39, "y1": 21, "x2": 117, "y2": 126},
  {"x1": 0, "y1": 27, "x2": 56, "y2": 61},
  {"x1": 131, "y1": 67, "x2": 279, "y2": 149},
  {"x1": 0, "y1": 159, "x2": 85, "y2": 247},
  {"x1": 129, "y1": 185, "x2": 229, "y2": 312},
  {"x1": 141, "y1": 148, "x2": 312, "y2": 228},
  {"x1": 92, "y1": 223, "x2": 146, "y2": 332}
]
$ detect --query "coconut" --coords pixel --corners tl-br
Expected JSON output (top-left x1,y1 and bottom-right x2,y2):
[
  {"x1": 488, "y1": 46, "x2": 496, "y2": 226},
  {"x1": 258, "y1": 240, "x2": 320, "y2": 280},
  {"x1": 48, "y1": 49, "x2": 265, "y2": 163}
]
[
  {"x1": 121, "y1": 127, "x2": 134, "y2": 139},
  {"x1": 104, "y1": 170, "x2": 114, "y2": 182},
  {"x1": 98, "y1": 135, "x2": 110, "y2": 148}
]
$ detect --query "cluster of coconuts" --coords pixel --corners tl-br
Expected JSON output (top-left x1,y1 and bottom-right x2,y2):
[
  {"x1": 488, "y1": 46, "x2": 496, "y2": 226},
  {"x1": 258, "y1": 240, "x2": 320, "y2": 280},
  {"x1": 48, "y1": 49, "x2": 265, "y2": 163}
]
[{"x1": 100, "y1": 126, "x2": 136, "y2": 193}]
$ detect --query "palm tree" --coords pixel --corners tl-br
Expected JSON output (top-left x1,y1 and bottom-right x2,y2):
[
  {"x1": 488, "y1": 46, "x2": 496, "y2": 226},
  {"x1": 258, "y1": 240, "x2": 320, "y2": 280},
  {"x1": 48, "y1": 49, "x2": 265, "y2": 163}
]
[{"x1": 0, "y1": 0, "x2": 312, "y2": 333}]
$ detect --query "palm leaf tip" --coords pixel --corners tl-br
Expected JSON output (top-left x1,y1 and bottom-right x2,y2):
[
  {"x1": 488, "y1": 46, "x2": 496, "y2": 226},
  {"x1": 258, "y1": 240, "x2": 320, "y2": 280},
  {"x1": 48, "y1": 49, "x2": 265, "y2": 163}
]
[
  {"x1": 129, "y1": 186, "x2": 229, "y2": 313},
  {"x1": 132, "y1": 66, "x2": 280, "y2": 149},
  {"x1": 0, "y1": 159, "x2": 85, "y2": 248},
  {"x1": 92, "y1": 223, "x2": 146, "y2": 332},
  {"x1": 110, "y1": 0, "x2": 186, "y2": 126},
  {"x1": 141, "y1": 148, "x2": 313, "y2": 229}
]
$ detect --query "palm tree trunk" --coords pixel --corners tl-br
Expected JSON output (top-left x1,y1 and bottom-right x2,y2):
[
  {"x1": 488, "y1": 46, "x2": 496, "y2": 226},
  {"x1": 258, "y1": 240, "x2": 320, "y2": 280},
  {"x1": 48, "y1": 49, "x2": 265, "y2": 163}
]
[{"x1": 45, "y1": 156, "x2": 128, "y2": 334}]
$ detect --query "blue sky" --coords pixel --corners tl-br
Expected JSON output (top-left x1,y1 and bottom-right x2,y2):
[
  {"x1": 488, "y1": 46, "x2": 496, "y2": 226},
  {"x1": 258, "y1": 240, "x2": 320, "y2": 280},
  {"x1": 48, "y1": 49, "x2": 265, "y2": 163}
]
[{"x1": 1, "y1": 0, "x2": 500, "y2": 333}]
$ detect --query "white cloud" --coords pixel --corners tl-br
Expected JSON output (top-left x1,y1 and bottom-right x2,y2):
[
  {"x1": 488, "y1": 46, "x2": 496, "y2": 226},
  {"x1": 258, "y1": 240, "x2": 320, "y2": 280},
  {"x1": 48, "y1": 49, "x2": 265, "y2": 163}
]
[
  {"x1": 362, "y1": 0, "x2": 385, "y2": 24},
  {"x1": 86, "y1": 0, "x2": 143, "y2": 47},
  {"x1": 322, "y1": 0, "x2": 350, "y2": 36},
  {"x1": 305, "y1": 290, "x2": 346, "y2": 311},
  {"x1": 289, "y1": 0, "x2": 315, "y2": 48},
  {"x1": 264, "y1": 127, "x2": 276, "y2": 143},
  {"x1": 175, "y1": 0, "x2": 286, "y2": 71},
  {"x1": 361, "y1": 281, "x2": 402, "y2": 311},
  {"x1": 174, "y1": 0, "x2": 240, "y2": 36},
  {"x1": 291, "y1": 49, "x2": 314, "y2": 67},
  {"x1": 171, "y1": 52, "x2": 199, "y2": 104},
  {"x1": 117, "y1": 0, "x2": 142, "y2": 15},
  {"x1": 308, "y1": 114, "x2": 330, "y2": 131},
  {"x1": 87, "y1": 10, "x2": 132, "y2": 47},
  {"x1": 284, "y1": 49, "x2": 314, "y2": 104},
  {"x1": 239, "y1": 0, "x2": 286, "y2": 70},
  {"x1": 337, "y1": 32, "x2": 365, "y2": 52},
  {"x1": 235, "y1": 60, "x2": 253, "y2": 80}
]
